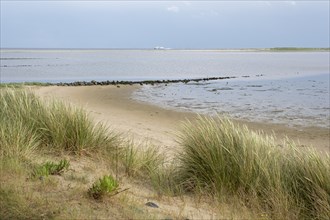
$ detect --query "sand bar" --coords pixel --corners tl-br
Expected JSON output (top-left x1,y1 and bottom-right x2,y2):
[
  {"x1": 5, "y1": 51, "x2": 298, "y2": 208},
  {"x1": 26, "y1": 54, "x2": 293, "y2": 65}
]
[{"x1": 34, "y1": 85, "x2": 330, "y2": 154}]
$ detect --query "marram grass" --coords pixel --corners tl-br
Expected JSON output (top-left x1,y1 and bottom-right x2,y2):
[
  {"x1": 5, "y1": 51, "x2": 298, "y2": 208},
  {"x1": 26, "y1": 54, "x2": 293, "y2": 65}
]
[
  {"x1": 1, "y1": 88, "x2": 329, "y2": 219},
  {"x1": 176, "y1": 116, "x2": 330, "y2": 219},
  {"x1": 120, "y1": 140, "x2": 164, "y2": 177},
  {"x1": 0, "y1": 88, "x2": 118, "y2": 158}
]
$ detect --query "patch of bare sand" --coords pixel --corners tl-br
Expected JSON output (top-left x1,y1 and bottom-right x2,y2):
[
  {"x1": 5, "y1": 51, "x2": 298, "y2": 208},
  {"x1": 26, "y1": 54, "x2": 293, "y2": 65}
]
[{"x1": 34, "y1": 85, "x2": 329, "y2": 153}]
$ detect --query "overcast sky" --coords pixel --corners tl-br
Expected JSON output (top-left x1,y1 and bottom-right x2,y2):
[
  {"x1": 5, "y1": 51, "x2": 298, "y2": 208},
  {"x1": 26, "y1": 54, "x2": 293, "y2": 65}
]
[{"x1": 1, "y1": 1, "x2": 329, "y2": 49}]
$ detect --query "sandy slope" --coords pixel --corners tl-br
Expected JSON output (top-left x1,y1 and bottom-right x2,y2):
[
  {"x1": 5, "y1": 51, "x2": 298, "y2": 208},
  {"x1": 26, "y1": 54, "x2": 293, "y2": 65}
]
[
  {"x1": 34, "y1": 85, "x2": 329, "y2": 153},
  {"x1": 28, "y1": 84, "x2": 329, "y2": 218}
]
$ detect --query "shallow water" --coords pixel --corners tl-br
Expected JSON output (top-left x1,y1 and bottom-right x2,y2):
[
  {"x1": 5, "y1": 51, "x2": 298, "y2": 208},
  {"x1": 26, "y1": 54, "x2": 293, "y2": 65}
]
[
  {"x1": 1, "y1": 49, "x2": 329, "y2": 128},
  {"x1": 134, "y1": 74, "x2": 330, "y2": 128}
]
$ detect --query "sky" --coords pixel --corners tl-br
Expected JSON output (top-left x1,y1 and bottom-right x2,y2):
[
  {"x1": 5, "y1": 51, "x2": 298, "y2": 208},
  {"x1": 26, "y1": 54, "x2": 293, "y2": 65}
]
[{"x1": 0, "y1": 1, "x2": 329, "y2": 49}]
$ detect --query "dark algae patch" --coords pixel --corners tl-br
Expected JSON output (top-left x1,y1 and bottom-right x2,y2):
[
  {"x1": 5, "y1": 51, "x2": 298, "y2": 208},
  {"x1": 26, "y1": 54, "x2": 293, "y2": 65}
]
[
  {"x1": 52, "y1": 77, "x2": 236, "y2": 86},
  {"x1": 0, "y1": 77, "x2": 236, "y2": 87}
]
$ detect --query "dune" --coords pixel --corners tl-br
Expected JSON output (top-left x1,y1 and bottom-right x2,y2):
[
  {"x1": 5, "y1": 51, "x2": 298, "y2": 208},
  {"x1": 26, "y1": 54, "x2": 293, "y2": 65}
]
[{"x1": 34, "y1": 85, "x2": 329, "y2": 153}]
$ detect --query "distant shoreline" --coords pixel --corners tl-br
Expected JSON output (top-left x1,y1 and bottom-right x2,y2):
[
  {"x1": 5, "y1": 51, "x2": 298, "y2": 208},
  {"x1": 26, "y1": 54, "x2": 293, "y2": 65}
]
[{"x1": 1, "y1": 47, "x2": 329, "y2": 52}]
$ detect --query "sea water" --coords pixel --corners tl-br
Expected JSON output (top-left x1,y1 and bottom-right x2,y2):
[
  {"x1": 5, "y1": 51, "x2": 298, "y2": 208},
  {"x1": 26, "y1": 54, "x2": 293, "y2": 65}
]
[
  {"x1": 1, "y1": 49, "x2": 329, "y2": 128},
  {"x1": 1, "y1": 49, "x2": 329, "y2": 82},
  {"x1": 134, "y1": 73, "x2": 330, "y2": 128}
]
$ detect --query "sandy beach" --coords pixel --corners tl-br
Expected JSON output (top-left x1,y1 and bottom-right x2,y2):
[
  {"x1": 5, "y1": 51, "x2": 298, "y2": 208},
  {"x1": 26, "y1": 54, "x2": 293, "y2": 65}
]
[{"x1": 34, "y1": 85, "x2": 330, "y2": 154}]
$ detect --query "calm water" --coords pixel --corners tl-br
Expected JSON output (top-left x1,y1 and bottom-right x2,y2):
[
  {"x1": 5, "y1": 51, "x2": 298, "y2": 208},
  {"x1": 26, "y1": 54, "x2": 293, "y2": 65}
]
[
  {"x1": 1, "y1": 49, "x2": 329, "y2": 82},
  {"x1": 1, "y1": 49, "x2": 329, "y2": 128},
  {"x1": 134, "y1": 74, "x2": 330, "y2": 128}
]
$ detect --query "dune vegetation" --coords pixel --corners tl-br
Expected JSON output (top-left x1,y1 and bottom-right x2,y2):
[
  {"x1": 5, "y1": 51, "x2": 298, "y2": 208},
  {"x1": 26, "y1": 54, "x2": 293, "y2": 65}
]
[
  {"x1": 0, "y1": 88, "x2": 117, "y2": 156},
  {"x1": 1, "y1": 87, "x2": 329, "y2": 219},
  {"x1": 176, "y1": 116, "x2": 330, "y2": 219}
]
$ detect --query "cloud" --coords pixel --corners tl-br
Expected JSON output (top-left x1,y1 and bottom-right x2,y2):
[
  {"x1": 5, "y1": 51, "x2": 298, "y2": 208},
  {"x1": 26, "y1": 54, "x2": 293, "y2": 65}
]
[
  {"x1": 167, "y1": 6, "x2": 180, "y2": 13},
  {"x1": 289, "y1": 1, "x2": 297, "y2": 6}
]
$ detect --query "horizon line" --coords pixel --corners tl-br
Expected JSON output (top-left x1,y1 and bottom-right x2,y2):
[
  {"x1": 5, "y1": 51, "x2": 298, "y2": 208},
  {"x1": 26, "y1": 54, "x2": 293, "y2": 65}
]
[{"x1": 1, "y1": 47, "x2": 329, "y2": 50}]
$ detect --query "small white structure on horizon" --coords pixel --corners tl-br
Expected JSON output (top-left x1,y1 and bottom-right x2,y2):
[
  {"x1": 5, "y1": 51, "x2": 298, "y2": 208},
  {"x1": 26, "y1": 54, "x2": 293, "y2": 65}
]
[{"x1": 154, "y1": 46, "x2": 170, "y2": 50}]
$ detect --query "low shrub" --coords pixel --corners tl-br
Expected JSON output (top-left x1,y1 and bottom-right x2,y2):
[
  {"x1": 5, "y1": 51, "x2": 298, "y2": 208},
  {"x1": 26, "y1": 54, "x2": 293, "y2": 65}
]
[
  {"x1": 32, "y1": 159, "x2": 70, "y2": 178},
  {"x1": 88, "y1": 175, "x2": 119, "y2": 199}
]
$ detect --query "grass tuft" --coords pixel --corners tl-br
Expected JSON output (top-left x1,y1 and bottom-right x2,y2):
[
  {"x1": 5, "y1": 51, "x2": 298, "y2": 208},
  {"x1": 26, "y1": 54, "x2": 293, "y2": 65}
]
[
  {"x1": 120, "y1": 140, "x2": 164, "y2": 177},
  {"x1": 0, "y1": 88, "x2": 118, "y2": 157},
  {"x1": 176, "y1": 116, "x2": 330, "y2": 219}
]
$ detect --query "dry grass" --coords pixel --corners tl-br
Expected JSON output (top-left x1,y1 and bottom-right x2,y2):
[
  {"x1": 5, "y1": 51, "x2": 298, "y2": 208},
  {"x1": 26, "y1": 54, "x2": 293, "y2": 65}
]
[
  {"x1": 0, "y1": 88, "x2": 118, "y2": 157},
  {"x1": 176, "y1": 116, "x2": 330, "y2": 219},
  {"x1": 119, "y1": 140, "x2": 164, "y2": 177}
]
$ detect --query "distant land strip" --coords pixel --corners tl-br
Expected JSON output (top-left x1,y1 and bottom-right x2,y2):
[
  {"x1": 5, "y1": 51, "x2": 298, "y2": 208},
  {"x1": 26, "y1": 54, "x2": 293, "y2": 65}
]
[
  {"x1": 266, "y1": 47, "x2": 330, "y2": 52},
  {"x1": 0, "y1": 47, "x2": 329, "y2": 52}
]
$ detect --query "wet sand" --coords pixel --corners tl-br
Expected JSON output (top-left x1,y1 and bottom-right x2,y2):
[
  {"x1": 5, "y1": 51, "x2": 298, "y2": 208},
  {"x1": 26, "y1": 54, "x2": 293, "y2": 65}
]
[{"x1": 34, "y1": 85, "x2": 329, "y2": 154}]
